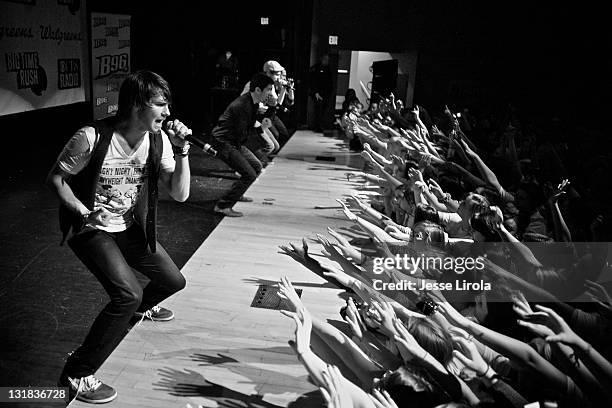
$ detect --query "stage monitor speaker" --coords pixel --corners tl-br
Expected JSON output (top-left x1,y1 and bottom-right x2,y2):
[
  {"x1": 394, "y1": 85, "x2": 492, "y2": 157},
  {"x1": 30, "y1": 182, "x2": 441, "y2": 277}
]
[{"x1": 371, "y1": 59, "x2": 398, "y2": 104}]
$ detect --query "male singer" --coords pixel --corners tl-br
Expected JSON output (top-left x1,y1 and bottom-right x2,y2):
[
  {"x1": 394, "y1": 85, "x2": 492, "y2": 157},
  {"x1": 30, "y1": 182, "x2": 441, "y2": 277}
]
[
  {"x1": 212, "y1": 72, "x2": 276, "y2": 217},
  {"x1": 240, "y1": 60, "x2": 294, "y2": 164},
  {"x1": 47, "y1": 71, "x2": 190, "y2": 404}
]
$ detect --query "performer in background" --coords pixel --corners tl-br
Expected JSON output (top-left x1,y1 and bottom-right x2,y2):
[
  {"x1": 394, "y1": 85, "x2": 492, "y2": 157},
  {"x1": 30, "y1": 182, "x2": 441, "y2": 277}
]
[
  {"x1": 266, "y1": 61, "x2": 295, "y2": 145},
  {"x1": 47, "y1": 71, "x2": 190, "y2": 404},
  {"x1": 309, "y1": 54, "x2": 332, "y2": 132},
  {"x1": 212, "y1": 72, "x2": 276, "y2": 217},
  {"x1": 241, "y1": 60, "x2": 294, "y2": 165},
  {"x1": 215, "y1": 49, "x2": 240, "y2": 89}
]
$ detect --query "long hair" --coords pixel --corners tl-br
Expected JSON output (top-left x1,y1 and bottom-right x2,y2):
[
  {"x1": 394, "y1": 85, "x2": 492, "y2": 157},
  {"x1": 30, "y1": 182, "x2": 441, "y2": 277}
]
[
  {"x1": 407, "y1": 318, "x2": 454, "y2": 364},
  {"x1": 379, "y1": 363, "x2": 456, "y2": 407}
]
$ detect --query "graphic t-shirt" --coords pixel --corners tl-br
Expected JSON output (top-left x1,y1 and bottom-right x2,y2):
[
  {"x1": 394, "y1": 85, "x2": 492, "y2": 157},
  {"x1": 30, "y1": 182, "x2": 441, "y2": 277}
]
[{"x1": 56, "y1": 126, "x2": 175, "y2": 232}]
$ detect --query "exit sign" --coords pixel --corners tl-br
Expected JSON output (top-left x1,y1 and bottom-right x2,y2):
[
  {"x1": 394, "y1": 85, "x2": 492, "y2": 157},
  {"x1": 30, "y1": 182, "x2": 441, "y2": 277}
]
[
  {"x1": 260, "y1": 17, "x2": 269, "y2": 25},
  {"x1": 328, "y1": 35, "x2": 338, "y2": 45}
]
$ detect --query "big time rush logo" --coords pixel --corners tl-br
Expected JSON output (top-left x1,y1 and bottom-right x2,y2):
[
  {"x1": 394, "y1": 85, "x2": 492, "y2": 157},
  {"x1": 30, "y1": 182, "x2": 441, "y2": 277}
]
[{"x1": 5, "y1": 51, "x2": 47, "y2": 95}]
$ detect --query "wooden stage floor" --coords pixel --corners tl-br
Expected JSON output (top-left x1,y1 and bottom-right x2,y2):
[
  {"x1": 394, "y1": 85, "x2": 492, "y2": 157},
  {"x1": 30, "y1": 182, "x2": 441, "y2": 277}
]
[{"x1": 72, "y1": 131, "x2": 367, "y2": 407}]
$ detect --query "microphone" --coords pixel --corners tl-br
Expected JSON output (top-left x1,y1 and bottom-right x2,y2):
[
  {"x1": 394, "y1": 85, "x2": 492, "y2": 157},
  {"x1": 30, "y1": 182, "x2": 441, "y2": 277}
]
[
  {"x1": 164, "y1": 119, "x2": 217, "y2": 156},
  {"x1": 185, "y1": 134, "x2": 218, "y2": 156}
]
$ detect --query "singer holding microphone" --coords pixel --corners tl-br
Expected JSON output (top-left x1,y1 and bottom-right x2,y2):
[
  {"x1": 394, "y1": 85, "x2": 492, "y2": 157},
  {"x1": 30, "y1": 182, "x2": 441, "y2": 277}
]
[{"x1": 46, "y1": 71, "x2": 190, "y2": 404}]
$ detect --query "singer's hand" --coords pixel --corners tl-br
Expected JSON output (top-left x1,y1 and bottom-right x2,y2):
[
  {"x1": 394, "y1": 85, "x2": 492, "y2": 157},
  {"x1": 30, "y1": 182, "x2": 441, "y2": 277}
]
[
  {"x1": 257, "y1": 104, "x2": 269, "y2": 115},
  {"x1": 87, "y1": 207, "x2": 116, "y2": 228},
  {"x1": 164, "y1": 119, "x2": 191, "y2": 147},
  {"x1": 262, "y1": 117, "x2": 273, "y2": 130}
]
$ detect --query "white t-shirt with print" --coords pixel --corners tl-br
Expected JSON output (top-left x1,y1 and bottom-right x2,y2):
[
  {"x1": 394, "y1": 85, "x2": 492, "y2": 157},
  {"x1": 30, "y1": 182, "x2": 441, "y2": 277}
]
[{"x1": 56, "y1": 126, "x2": 175, "y2": 233}]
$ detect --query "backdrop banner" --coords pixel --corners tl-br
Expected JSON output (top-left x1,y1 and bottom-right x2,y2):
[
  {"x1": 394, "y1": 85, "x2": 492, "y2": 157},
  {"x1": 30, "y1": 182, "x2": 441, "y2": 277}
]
[
  {"x1": 91, "y1": 12, "x2": 130, "y2": 120},
  {"x1": 0, "y1": 0, "x2": 88, "y2": 116}
]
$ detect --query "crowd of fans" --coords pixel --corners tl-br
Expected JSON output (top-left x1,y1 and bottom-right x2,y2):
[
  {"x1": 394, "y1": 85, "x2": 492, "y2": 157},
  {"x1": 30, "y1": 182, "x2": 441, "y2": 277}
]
[{"x1": 276, "y1": 90, "x2": 611, "y2": 407}]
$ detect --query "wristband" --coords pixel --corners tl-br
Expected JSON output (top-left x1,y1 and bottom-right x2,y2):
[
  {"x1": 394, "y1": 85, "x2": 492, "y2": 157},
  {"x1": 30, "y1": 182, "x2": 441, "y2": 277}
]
[
  {"x1": 297, "y1": 349, "x2": 312, "y2": 358},
  {"x1": 81, "y1": 210, "x2": 92, "y2": 223},
  {"x1": 172, "y1": 143, "x2": 190, "y2": 157}
]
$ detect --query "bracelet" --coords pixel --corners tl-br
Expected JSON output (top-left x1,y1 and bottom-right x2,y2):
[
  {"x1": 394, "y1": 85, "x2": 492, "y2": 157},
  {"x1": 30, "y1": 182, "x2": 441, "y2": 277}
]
[
  {"x1": 477, "y1": 364, "x2": 491, "y2": 377},
  {"x1": 172, "y1": 143, "x2": 190, "y2": 157}
]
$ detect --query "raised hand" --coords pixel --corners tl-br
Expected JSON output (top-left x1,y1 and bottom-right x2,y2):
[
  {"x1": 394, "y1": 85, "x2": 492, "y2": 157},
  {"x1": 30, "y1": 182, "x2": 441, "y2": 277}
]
[
  {"x1": 344, "y1": 297, "x2": 365, "y2": 339},
  {"x1": 511, "y1": 293, "x2": 554, "y2": 337},
  {"x1": 450, "y1": 328, "x2": 490, "y2": 376},
  {"x1": 316, "y1": 234, "x2": 347, "y2": 264},
  {"x1": 584, "y1": 279, "x2": 612, "y2": 313},
  {"x1": 431, "y1": 125, "x2": 445, "y2": 137},
  {"x1": 369, "y1": 388, "x2": 398, "y2": 408},
  {"x1": 474, "y1": 293, "x2": 489, "y2": 324},
  {"x1": 392, "y1": 318, "x2": 428, "y2": 362},
  {"x1": 360, "y1": 149, "x2": 374, "y2": 163},
  {"x1": 320, "y1": 365, "x2": 354, "y2": 408},
  {"x1": 328, "y1": 227, "x2": 350, "y2": 245},
  {"x1": 327, "y1": 227, "x2": 362, "y2": 261},
  {"x1": 546, "y1": 178, "x2": 570, "y2": 203},
  {"x1": 336, "y1": 199, "x2": 358, "y2": 222},
  {"x1": 390, "y1": 154, "x2": 406, "y2": 170},
  {"x1": 385, "y1": 225, "x2": 410, "y2": 241},
  {"x1": 489, "y1": 206, "x2": 504, "y2": 231},
  {"x1": 511, "y1": 291, "x2": 534, "y2": 318},
  {"x1": 370, "y1": 235, "x2": 395, "y2": 259},
  {"x1": 433, "y1": 293, "x2": 472, "y2": 328},
  {"x1": 280, "y1": 307, "x2": 312, "y2": 355},
  {"x1": 418, "y1": 151, "x2": 433, "y2": 168},
  {"x1": 278, "y1": 238, "x2": 312, "y2": 265},
  {"x1": 322, "y1": 265, "x2": 355, "y2": 288},
  {"x1": 427, "y1": 178, "x2": 445, "y2": 199},
  {"x1": 370, "y1": 300, "x2": 398, "y2": 338},
  {"x1": 407, "y1": 167, "x2": 424, "y2": 184},
  {"x1": 523, "y1": 305, "x2": 582, "y2": 346},
  {"x1": 346, "y1": 195, "x2": 366, "y2": 210},
  {"x1": 278, "y1": 276, "x2": 304, "y2": 312},
  {"x1": 460, "y1": 138, "x2": 476, "y2": 157}
]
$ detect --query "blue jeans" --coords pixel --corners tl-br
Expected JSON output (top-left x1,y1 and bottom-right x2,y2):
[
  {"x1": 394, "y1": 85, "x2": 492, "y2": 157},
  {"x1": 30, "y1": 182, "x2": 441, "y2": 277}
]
[
  {"x1": 63, "y1": 225, "x2": 186, "y2": 377},
  {"x1": 217, "y1": 144, "x2": 262, "y2": 207}
]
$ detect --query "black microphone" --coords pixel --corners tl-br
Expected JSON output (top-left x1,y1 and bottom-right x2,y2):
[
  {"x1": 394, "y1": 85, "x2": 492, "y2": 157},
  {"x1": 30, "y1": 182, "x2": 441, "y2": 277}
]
[
  {"x1": 185, "y1": 134, "x2": 218, "y2": 156},
  {"x1": 164, "y1": 119, "x2": 217, "y2": 156}
]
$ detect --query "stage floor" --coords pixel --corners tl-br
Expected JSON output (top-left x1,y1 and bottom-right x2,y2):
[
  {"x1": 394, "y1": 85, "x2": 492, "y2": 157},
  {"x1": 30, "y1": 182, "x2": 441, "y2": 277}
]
[{"x1": 72, "y1": 131, "x2": 367, "y2": 407}]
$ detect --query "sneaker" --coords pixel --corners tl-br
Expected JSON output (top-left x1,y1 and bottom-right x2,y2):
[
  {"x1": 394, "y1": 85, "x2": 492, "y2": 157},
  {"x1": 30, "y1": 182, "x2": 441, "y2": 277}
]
[
  {"x1": 134, "y1": 305, "x2": 174, "y2": 322},
  {"x1": 59, "y1": 373, "x2": 117, "y2": 404},
  {"x1": 237, "y1": 196, "x2": 253, "y2": 202},
  {"x1": 213, "y1": 205, "x2": 243, "y2": 217}
]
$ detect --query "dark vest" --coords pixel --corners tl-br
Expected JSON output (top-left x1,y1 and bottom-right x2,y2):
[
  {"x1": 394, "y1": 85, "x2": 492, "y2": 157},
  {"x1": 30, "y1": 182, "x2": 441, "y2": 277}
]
[{"x1": 59, "y1": 118, "x2": 163, "y2": 252}]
